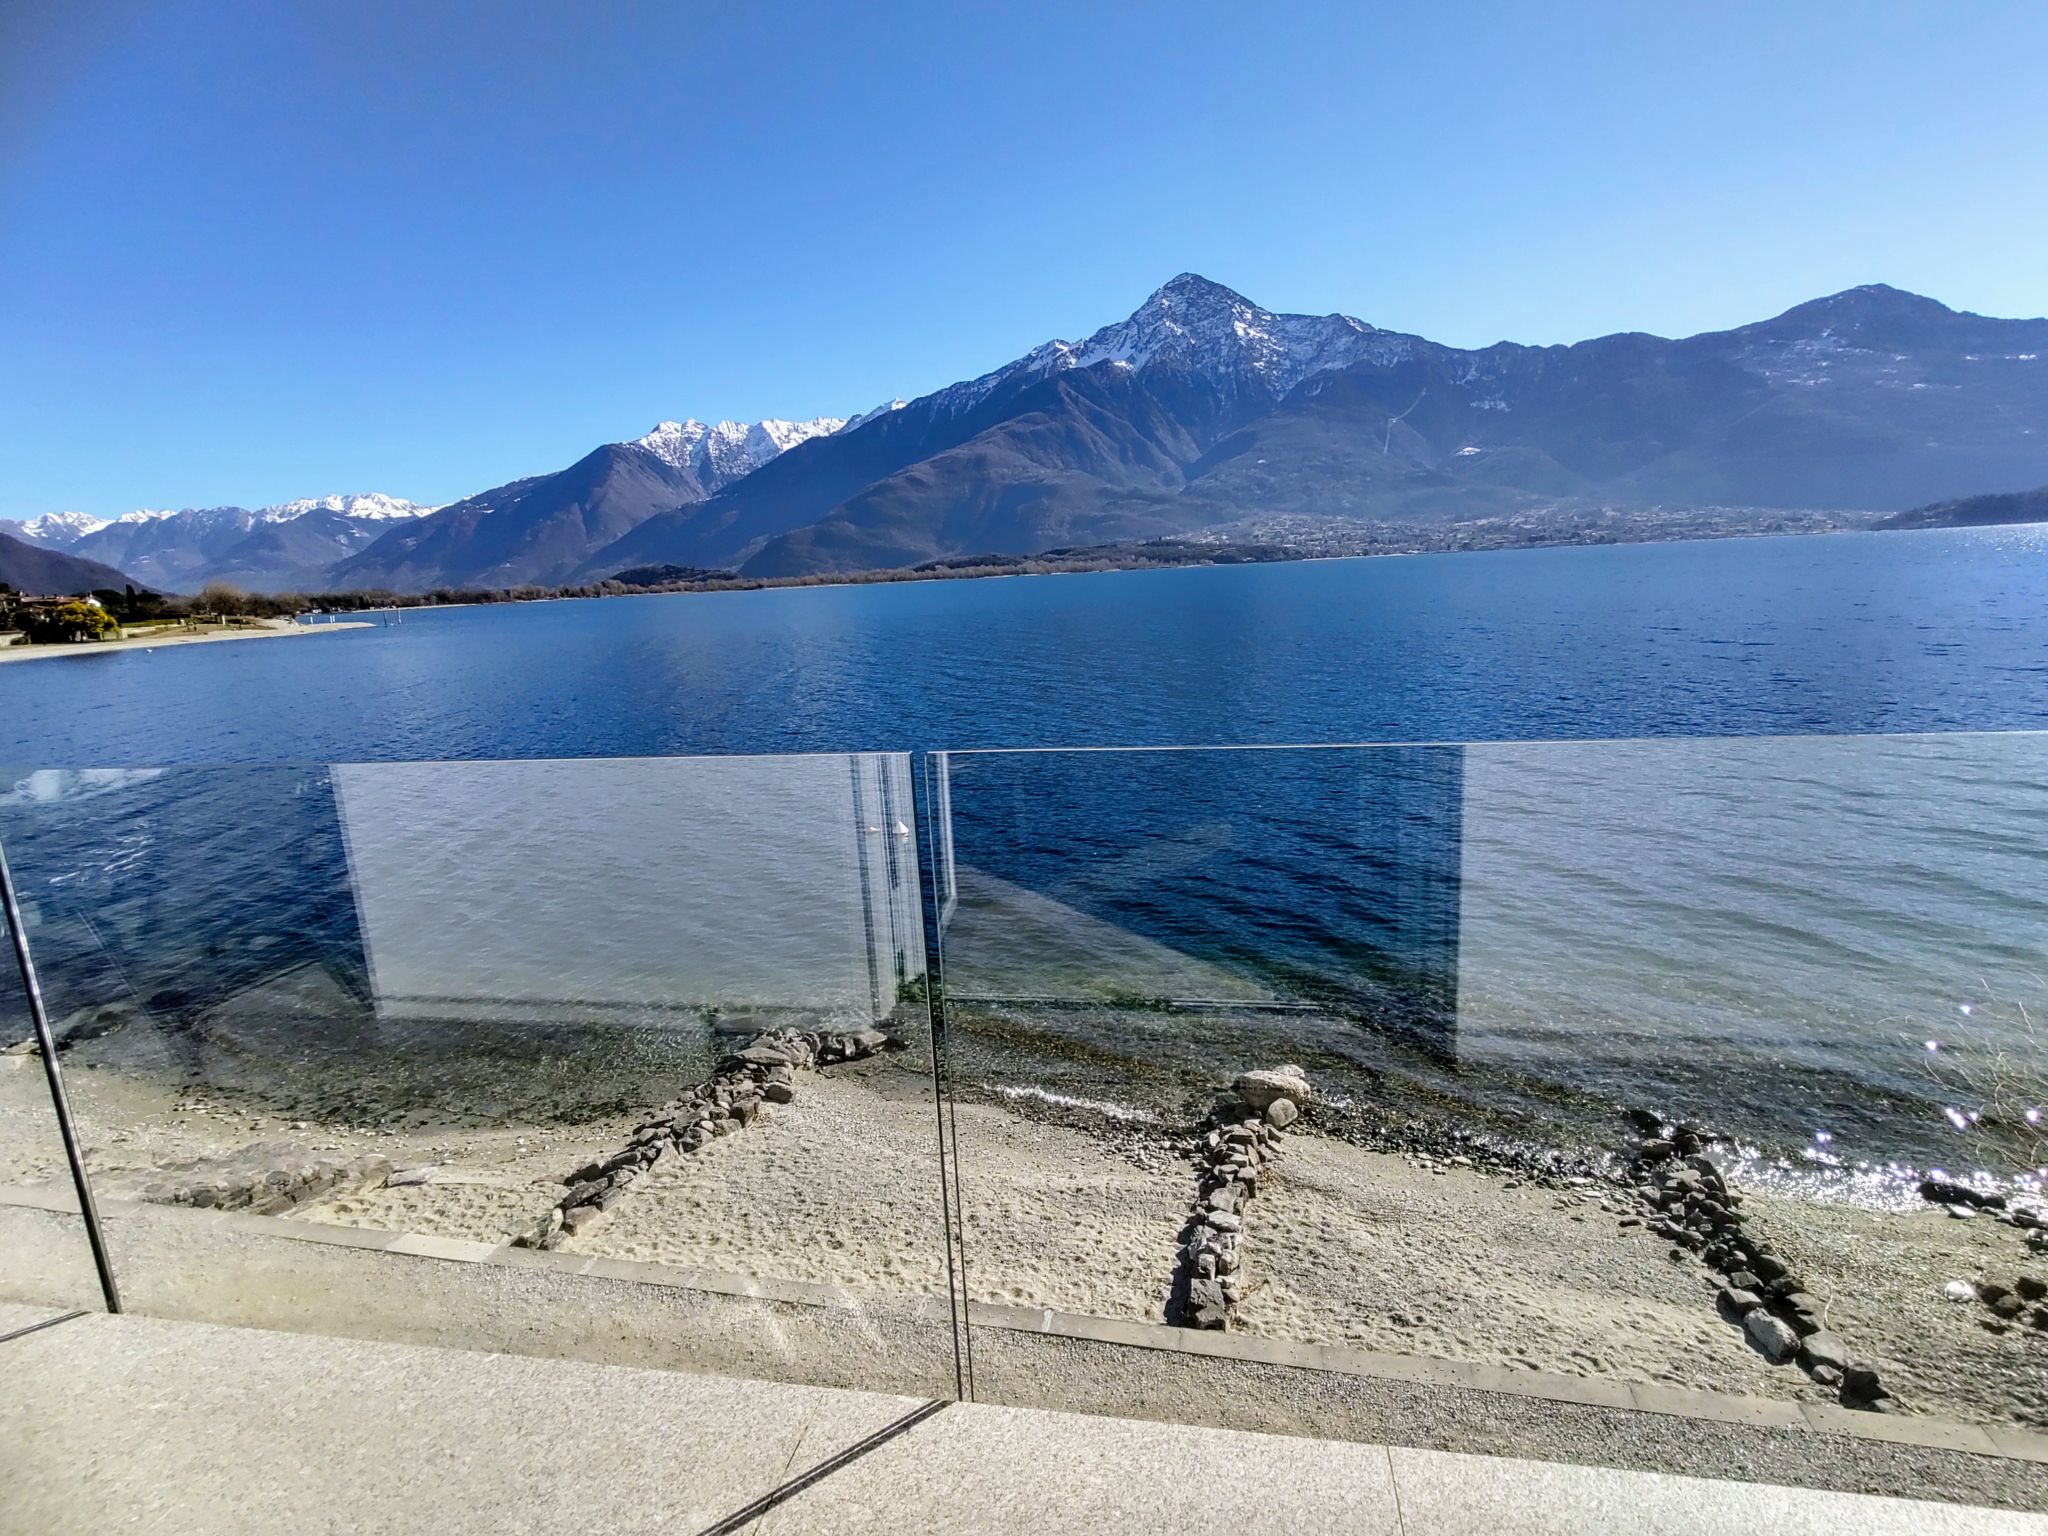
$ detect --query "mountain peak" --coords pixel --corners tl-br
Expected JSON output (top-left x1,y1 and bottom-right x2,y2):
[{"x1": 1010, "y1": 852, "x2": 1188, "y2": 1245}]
[
  {"x1": 1142, "y1": 271, "x2": 1253, "y2": 310},
  {"x1": 629, "y1": 415, "x2": 845, "y2": 488}
]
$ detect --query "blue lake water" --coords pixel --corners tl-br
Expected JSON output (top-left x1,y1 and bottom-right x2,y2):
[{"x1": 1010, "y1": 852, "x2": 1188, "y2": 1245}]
[
  {"x1": 3, "y1": 527, "x2": 2047, "y2": 1181},
  {"x1": 2, "y1": 526, "x2": 2046, "y2": 763}
]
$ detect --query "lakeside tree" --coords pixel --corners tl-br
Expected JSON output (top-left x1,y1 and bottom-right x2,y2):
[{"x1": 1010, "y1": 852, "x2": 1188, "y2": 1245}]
[{"x1": 20, "y1": 599, "x2": 120, "y2": 644}]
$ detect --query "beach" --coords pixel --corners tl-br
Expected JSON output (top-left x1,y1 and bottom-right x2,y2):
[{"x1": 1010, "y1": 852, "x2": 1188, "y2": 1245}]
[
  {"x1": 0, "y1": 619, "x2": 371, "y2": 664},
  {"x1": 1, "y1": 999, "x2": 2040, "y2": 1436}
]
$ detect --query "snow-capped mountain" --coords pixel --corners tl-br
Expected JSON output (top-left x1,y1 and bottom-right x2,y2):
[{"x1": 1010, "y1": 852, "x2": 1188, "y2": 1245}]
[
  {"x1": 929, "y1": 273, "x2": 1411, "y2": 421},
  {"x1": 633, "y1": 418, "x2": 844, "y2": 495},
  {"x1": 258, "y1": 492, "x2": 440, "y2": 522},
  {"x1": 330, "y1": 413, "x2": 846, "y2": 592},
  {"x1": 2, "y1": 492, "x2": 438, "y2": 593},
  {"x1": 586, "y1": 273, "x2": 2048, "y2": 581},
  {"x1": 11, "y1": 511, "x2": 112, "y2": 546}
]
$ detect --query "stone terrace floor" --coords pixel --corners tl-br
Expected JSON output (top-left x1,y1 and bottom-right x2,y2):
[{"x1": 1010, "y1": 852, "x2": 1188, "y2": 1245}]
[{"x1": 2, "y1": 1300, "x2": 2044, "y2": 1535}]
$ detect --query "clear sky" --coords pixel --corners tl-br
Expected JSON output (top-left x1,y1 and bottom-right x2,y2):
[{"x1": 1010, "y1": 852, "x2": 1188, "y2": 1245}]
[{"x1": 3, "y1": 0, "x2": 2045, "y2": 519}]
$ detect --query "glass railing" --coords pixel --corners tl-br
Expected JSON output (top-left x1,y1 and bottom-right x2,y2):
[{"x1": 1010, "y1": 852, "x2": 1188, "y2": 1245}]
[
  {"x1": 3, "y1": 736, "x2": 2045, "y2": 1478},
  {"x1": 0, "y1": 755, "x2": 960, "y2": 1398},
  {"x1": 930, "y1": 734, "x2": 2048, "y2": 1448}
]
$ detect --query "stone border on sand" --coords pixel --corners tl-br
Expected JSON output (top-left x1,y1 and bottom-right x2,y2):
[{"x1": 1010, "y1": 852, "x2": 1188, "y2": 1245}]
[{"x1": 516, "y1": 1026, "x2": 895, "y2": 1249}]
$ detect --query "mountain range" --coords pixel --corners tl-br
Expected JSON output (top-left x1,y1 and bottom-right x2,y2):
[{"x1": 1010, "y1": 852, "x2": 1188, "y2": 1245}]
[{"x1": 8, "y1": 277, "x2": 2047, "y2": 594}]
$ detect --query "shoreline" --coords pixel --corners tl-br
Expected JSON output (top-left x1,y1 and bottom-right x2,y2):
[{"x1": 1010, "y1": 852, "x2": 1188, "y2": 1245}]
[{"x1": 0, "y1": 619, "x2": 373, "y2": 665}]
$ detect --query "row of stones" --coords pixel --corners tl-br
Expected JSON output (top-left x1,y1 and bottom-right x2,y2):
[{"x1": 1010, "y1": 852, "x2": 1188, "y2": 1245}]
[
  {"x1": 1922, "y1": 1176, "x2": 2048, "y2": 1250},
  {"x1": 1631, "y1": 1124, "x2": 1893, "y2": 1411},
  {"x1": 516, "y1": 1026, "x2": 892, "y2": 1250},
  {"x1": 122, "y1": 1144, "x2": 395, "y2": 1216},
  {"x1": 1178, "y1": 1066, "x2": 1312, "y2": 1330}
]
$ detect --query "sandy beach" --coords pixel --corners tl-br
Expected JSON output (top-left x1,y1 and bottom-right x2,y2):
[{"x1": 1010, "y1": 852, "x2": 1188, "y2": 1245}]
[
  {"x1": 2, "y1": 999, "x2": 2039, "y2": 1436},
  {"x1": 0, "y1": 619, "x2": 372, "y2": 664}
]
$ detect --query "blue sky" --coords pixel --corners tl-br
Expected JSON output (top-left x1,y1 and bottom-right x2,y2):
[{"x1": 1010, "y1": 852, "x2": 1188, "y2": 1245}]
[{"x1": 3, "y1": 1, "x2": 2045, "y2": 520}]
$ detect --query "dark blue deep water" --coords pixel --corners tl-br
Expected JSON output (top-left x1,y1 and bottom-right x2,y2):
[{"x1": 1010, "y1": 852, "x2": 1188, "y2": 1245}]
[{"x1": 2, "y1": 527, "x2": 2045, "y2": 764}]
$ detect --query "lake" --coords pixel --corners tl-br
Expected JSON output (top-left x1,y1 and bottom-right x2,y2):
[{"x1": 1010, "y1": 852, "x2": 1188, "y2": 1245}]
[
  {"x1": 3, "y1": 527, "x2": 2047, "y2": 1184},
  {"x1": 2, "y1": 526, "x2": 2046, "y2": 763}
]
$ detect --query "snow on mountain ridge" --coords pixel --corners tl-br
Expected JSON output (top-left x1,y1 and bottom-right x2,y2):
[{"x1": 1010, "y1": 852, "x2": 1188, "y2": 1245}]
[
  {"x1": 260, "y1": 493, "x2": 439, "y2": 522},
  {"x1": 631, "y1": 416, "x2": 845, "y2": 484},
  {"x1": 10, "y1": 511, "x2": 110, "y2": 546},
  {"x1": 926, "y1": 272, "x2": 1411, "y2": 421}
]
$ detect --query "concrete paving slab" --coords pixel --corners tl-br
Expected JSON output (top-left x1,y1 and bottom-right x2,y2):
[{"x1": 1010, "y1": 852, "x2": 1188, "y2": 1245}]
[
  {"x1": 0, "y1": 1311, "x2": 926, "y2": 1536},
  {"x1": 0, "y1": 1300, "x2": 79, "y2": 1340},
  {"x1": 755, "y1": 1399, "x2": 1405, "y2": 1535},
  {"x1": 1387, "y1": 1444, "x2": 2048, "y2": 1535}
]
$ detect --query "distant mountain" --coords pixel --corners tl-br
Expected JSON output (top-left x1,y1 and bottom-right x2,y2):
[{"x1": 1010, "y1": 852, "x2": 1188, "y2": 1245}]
[
  {"x1": 580, "y1": 276, "x2": 2048, "y2": 580},
  {"x1": 0, "y1": 528, "x2": 144, "y2": 596},
  {"x1": 13, "y1": 511, "x2": 111, "y2": 546},
  {"x1": 331, "y1": 417, "x2": 842, "y2": 591},
  {"x1": 16, "y1": 278, "x2": 2048, "y2": 593},
  {"x1": 1876, "y1": 485, "x2": 2048, "y2": 530},
  {"x1": 5, "y1": 493, "x2": 438, "y2": 594}
]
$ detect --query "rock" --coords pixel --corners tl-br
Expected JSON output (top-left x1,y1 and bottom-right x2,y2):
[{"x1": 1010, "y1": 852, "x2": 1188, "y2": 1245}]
[
  {"x1": 384, "y1": 1165, "x2": 436, "y2": 1188},
  {"x1": 1800, "y1": 1331, "x2": 1851, "y2": 1374},
  {"x1": 1264, "y1": 1097, "x2": 1300, "y2": 1130},
  {"x1": 2016, "y1": 1274, "x2": 2046, "y2": 1302},
  {"x1": 1947, "y1": 1204, "x2": 1978, "y2": 1220},
  {"x1": 762, "y1": 1080, "x2": 796, "y2": 1104},
  {"x1": 1781, "y1": 1293, "x2": 1824, "y2": 1336},
  {"x1": 1727, "y1": 1269, "x2": 1761, "y2": 1292},
  {"x1": 1749, "y1": 1252, "x2": 1789, "y2": 1282},
  {"x1": 1205, "y1": 1187, "x2": 1239, "y2": 1215},
  {"x1": 560, "y1": 1203, "x2": 608, "y2": 1237},
  {"x1": 1205, "y1": 1210, "x2": 1243, "y2": 1233},
  {"x1": 1841, "y1": 1363, "x2": 1887, "y2": 1406},
  {"x1": 1185, "y1": 1278, "x2": 1230, "y2": 1329},
  {"x1": 1943, "y1": 1279, "x2": 1976, "y2": 1302},
  {"x1": 1811, "y1": 1363, "x2": 1844, "y2": 1387},
  {"x1": 1716, "y1": 1287, "x2": 1763, "y2": 1316},
  {"x1": 1988, "y1": 1293, "x2": 2027, "y2": 1320},
  {"x1": 1233, "y1": 1068, "x2": 1312, "y2": 1112},
  {"x1": 1743, "y1": 1310, "x2": 1800, "y2": 1363},
  {"x1": 1919, "y1": 1177, "x2": 2004, "y2": 1210}
]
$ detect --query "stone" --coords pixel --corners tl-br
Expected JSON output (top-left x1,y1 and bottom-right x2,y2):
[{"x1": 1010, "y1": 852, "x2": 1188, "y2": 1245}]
[
  {"x1": 762, "y1": 1080, "x2": 796, "y2": 1104},
  {"x1": 1204, "y1": 1187, "x2": 1239, "y2": 1215},
  {"x1": 1920, "y1": 1177, "x2": 2004, "y2": 1210},
  {"x1": 384, "y1": 1165, "x2": 436, "y2": 1188},
  {"x1": 2019, "y1": 1274, "x2": 2047, "y2": 1302},
  {"x1": 734, "y1": 1043, "x2": 799, "y2": 1068},
  {"x1": 1988, "y1": 1292, "x2": 2027, "y2": 1320},
  {"x1": 1942, "y1": 1279, "x2": 1975, "y2": 1302},
  {"x1": 1749, "y1": 1252, "x2": 1789, "y2": 1282},
  {"x1": 1232, "y1": 1067, "x2": 1312, "y2": 1112},
  {"x1": 1842, "y1": 1363, "x2": 1886, "y2": 1404},
  {"x1": 1727, "y1": 1269, "x2": 1761, "y2": 1292},
  {"x1": 1800, "y1": 1331, "x2": 1850, "y2": 1374},
  {"x1": 1263, "y1": 1097, "x2": 1300, "y2": 1130},
  {"x1": 1716, "y1": 1287, "x2": 1763, "y2": 1316},
  {"x1": 1743, "y1": 1310, "x2": 1800, "y2": 1363},
  {"x1": 1185, "y1": 1277, "x2": 1230, "y2": 1329},
  {"x1": 1781, "y1": 1293, "x2": 1824, "y2": 1335},
  {"x1": 730, "y1": 1097, "x2": 761, "y2": 1126},
  {"x1": 1947, "y1": 1204, "x2": 1979, "y2": 1220},
  {"x1": 560, "y1": 1203, "x2": 608, "y2": 1237},
  {"x1": 1205, "y1": 1210, "x2": 1243, "y2": 1233}
]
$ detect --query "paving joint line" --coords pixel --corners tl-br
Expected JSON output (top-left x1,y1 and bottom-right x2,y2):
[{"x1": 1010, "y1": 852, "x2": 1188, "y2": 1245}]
[
  {"x1": 692, "y1": 1399, "x2": 952, "y2": 1535},
  {"x1": 0, "y1": 1309, "x2": 88, "y2": 1346}
]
